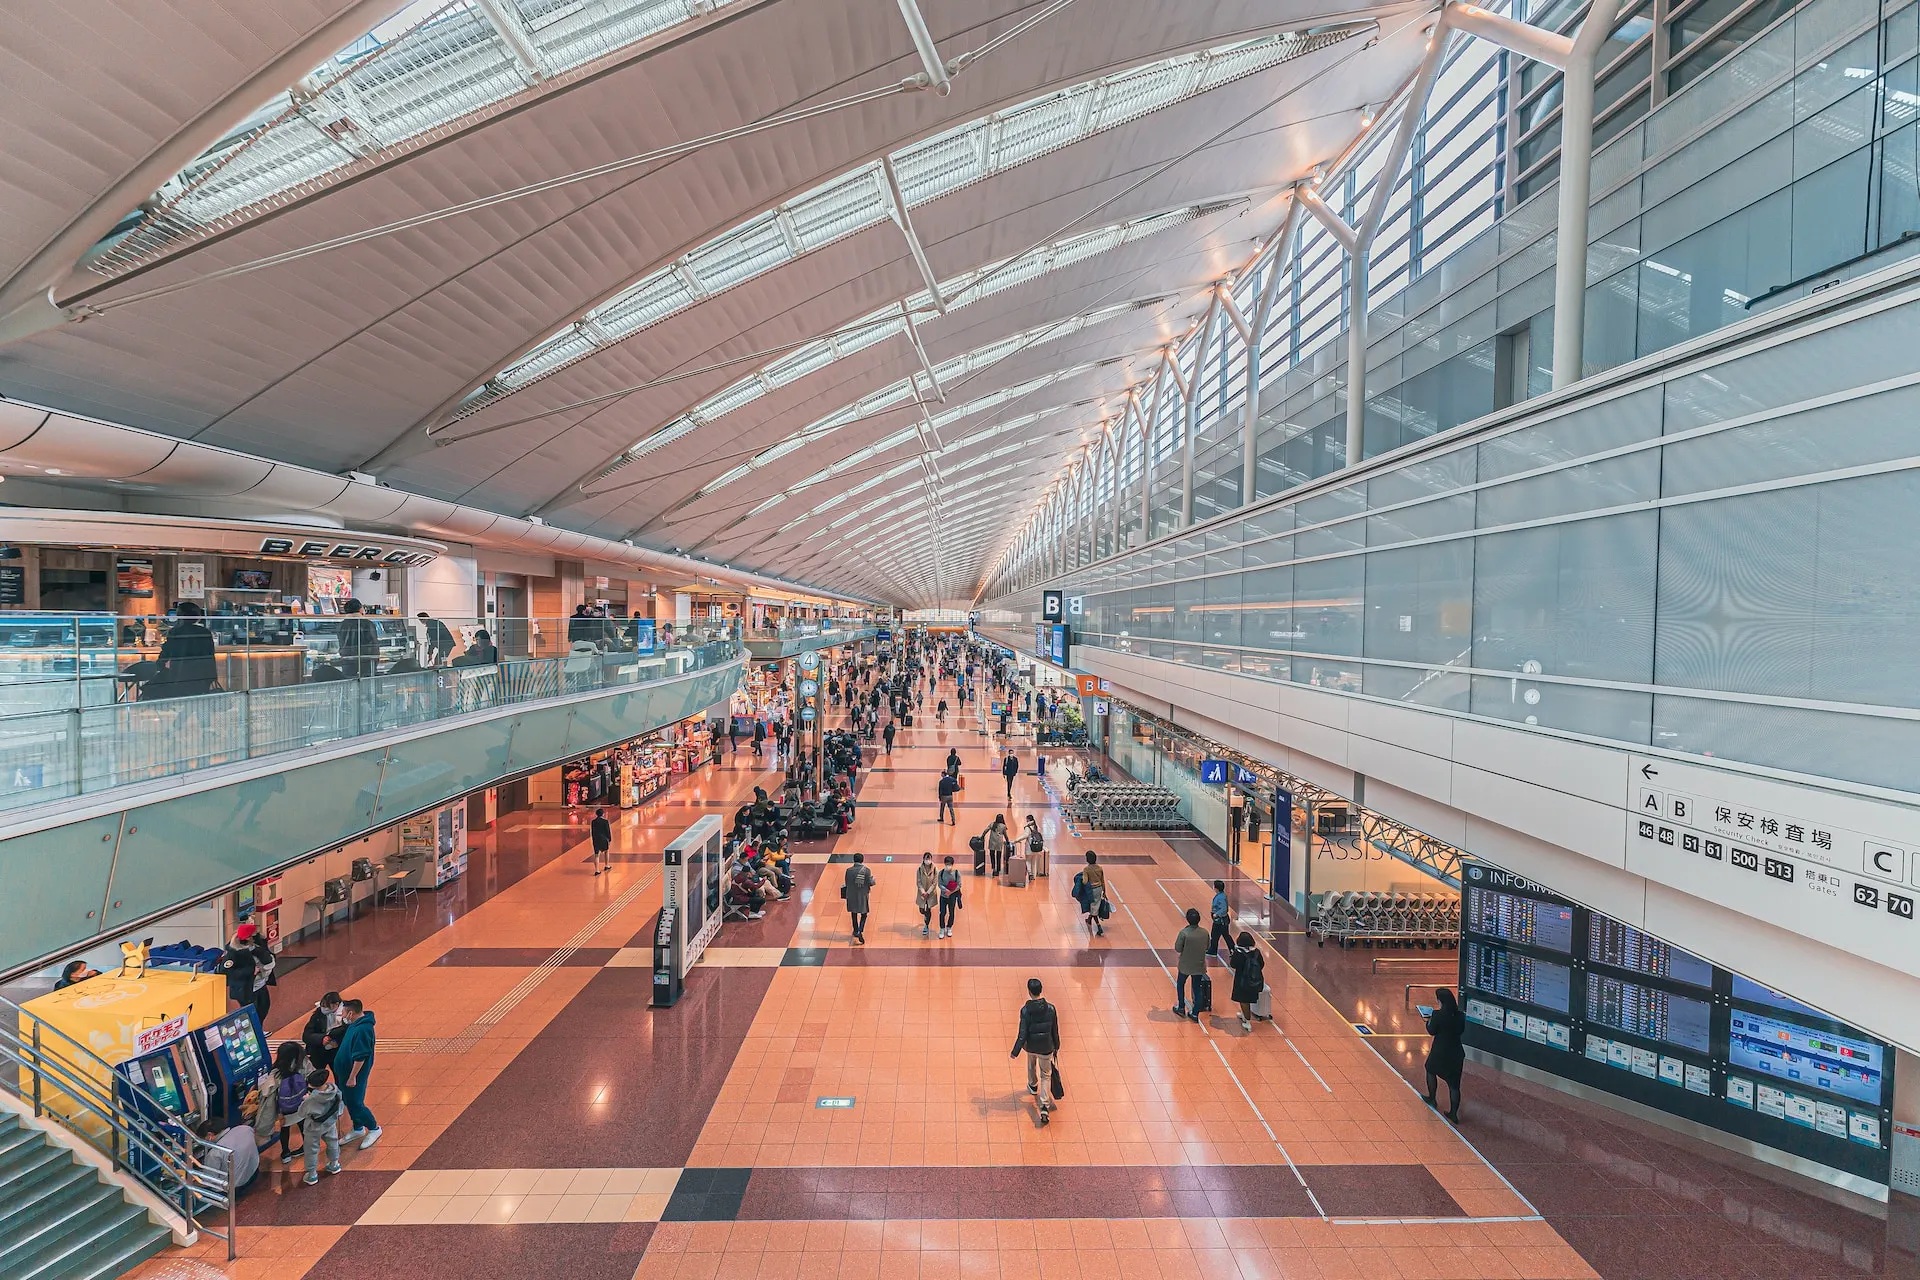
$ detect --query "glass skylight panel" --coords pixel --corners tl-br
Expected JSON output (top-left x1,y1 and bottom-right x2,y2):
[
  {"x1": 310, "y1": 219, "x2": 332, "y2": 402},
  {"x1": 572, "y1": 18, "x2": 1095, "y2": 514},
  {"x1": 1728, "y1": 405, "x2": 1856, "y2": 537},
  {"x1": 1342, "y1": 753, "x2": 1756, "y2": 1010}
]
[
  {"x1": 90, "y1": 0, "x2": 741, "y2": 277},
  {"x1": 686, "y1": 214, "x2": 789, "y2": 290},
  {"x1": 596, "y1": 270, "x2": 698, "y2": 331},
  {"x1": 788, "y1": 170, "x2": 890, "y2": 246},
  {"x1": 460, "y1": 25, "x2": 1359, "y2": 417}
]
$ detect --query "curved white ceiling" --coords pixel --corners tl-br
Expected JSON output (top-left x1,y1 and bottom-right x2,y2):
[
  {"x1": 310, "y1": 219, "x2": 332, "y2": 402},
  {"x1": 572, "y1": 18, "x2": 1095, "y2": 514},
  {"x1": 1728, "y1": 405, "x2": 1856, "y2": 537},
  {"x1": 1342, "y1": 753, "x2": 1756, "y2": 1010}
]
[{"x1": 0, "y1": 0, "x2": 1437, "y2": 606}]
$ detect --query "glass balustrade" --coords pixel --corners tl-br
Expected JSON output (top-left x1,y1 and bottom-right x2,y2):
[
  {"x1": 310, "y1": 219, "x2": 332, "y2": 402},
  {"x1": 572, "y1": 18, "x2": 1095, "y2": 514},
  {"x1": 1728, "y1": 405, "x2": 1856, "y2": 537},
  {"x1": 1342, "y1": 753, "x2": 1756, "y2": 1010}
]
[{"x1": 0, "y1": 613, "x2": 742, "y2": 812}]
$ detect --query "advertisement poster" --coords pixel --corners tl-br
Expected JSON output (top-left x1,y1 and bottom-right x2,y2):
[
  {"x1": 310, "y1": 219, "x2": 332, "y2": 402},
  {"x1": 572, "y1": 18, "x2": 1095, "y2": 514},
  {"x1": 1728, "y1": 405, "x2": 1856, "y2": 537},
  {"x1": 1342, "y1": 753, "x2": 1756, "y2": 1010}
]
[
  {"x1": 631, "y1": 618, "x2": 657, "y2": 653},
  {"x1": 0, "y1": 564, "x2": 23, "y2": 605},
  {"x1": 176, "y1": 562, "x2": 206, "y2": 600},
  {"x1": 116, "y1": 558, "x2": 155, "y2": 599},
  {"x1": 307, "y1": 565, "x2": 353, "y2": 604}
]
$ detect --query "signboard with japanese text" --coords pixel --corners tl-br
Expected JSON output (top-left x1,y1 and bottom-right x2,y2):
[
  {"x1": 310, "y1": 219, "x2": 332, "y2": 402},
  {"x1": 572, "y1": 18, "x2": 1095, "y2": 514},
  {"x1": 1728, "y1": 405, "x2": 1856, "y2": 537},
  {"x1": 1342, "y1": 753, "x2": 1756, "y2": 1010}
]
[{"x1": 1623, "y1": 755, "x2": 1920, "y2": 985}]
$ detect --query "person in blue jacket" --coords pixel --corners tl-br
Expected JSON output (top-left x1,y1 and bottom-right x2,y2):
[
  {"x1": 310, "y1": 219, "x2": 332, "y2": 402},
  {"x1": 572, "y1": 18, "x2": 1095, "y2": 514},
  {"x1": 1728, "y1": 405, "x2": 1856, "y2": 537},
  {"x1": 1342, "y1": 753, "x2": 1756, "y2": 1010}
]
[{"x1": 332, "y1": 999, "x2": 382, "y2": 1150}]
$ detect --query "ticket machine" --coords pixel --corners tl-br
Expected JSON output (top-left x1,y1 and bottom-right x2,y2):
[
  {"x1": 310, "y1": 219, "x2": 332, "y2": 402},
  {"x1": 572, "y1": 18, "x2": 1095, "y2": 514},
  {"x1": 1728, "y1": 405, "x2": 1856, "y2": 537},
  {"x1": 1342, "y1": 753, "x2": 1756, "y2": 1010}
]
[
  {"x1": 114, "y1": 1039, "x2": 210, "y2": 1182},
  {"x1": 194, "y1": 1007, "x2": 273, "y2": 1128}
]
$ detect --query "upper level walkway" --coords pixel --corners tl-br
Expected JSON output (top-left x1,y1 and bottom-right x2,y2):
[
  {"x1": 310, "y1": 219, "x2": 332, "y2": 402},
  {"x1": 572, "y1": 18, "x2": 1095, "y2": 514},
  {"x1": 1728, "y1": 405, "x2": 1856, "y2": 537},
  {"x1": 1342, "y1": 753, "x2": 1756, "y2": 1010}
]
[{"x1": 0, "y1": 618, "x2": 744, "y2": 977}]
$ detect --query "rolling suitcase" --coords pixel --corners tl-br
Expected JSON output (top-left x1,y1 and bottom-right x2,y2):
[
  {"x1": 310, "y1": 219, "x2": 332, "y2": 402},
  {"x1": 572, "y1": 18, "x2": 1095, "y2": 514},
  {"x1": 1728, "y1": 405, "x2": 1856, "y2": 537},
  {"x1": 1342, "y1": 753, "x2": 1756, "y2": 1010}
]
[
  {"x1": 903, "y1": 713, "x2": 913, "y2": 727},
  {"x1": 1190, "y1": 972, "x2": 1213, "y2": 1015},
  {"x1": 969, "y1": 834, "x2": 988, "y2": 875},
  {"x1": 1251, "y1": 983, "x2": 1273, "y2": 1021},
  {"x1": 1004, "y1": 853, "x2": 1030, "y2": 887}
]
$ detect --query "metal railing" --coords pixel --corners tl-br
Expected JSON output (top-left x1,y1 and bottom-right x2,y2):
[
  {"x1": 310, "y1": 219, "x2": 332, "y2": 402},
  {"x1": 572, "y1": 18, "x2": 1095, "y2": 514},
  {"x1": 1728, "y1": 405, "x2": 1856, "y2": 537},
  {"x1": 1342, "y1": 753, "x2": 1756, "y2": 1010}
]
[
  {"x1": 0, "y1": 615, "x2": 742, "y2": 814},
  {"x1": 0, "y1": 994, "x2": 235, "y2": 1259},
  {"x1": 744, "y1": 616, "x2": 872, "y2": 640}
]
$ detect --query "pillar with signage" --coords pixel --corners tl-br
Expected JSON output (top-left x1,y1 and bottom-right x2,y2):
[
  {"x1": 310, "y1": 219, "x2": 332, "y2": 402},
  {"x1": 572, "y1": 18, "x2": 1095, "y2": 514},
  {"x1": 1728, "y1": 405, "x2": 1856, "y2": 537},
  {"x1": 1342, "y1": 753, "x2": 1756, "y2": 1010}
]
[{"x1": 796, "y1": 649, "x2": 824, "y2": 796}]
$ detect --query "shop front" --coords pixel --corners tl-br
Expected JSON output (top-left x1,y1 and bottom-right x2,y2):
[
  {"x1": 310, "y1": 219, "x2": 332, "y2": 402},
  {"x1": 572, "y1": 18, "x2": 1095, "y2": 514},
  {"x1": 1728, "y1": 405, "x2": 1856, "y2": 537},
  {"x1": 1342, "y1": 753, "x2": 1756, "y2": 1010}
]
[
  {"x1": 545, "y1": 714, "x2": 721, "y2": 808},
  {"x1": 0, "y1": 510, "x2": 444, "y2": 707}
]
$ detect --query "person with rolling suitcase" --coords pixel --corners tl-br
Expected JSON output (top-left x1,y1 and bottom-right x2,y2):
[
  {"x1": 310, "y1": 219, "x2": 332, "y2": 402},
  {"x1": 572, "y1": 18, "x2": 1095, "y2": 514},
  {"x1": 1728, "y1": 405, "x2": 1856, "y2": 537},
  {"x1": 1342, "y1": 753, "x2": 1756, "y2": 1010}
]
[
  {"x1": 1023, "y1": 814, "x2": 1048, "y2": 877},
  {"x1": 1228, "y1": 931, "x2": 1266, "y2": 1031},
  {"x1": 1174, "y1": 908, "x2": 1210, "y2": 1021}
]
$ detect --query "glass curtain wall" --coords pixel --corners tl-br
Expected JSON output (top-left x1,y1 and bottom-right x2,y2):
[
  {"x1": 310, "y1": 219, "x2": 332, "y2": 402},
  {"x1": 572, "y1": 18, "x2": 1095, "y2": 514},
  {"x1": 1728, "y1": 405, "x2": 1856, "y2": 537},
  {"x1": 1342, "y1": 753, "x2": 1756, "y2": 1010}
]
[{"x1": 1002, "y1": 0, "x2": 1920, "y2": 599}]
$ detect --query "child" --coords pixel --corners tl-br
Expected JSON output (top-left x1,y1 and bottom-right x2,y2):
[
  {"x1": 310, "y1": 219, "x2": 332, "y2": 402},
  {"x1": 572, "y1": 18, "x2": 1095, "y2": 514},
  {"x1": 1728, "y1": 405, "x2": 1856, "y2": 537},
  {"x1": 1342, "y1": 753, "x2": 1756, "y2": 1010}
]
[{"x1": 298, "y1": 1065, "x2": 346, "y2": 1185}]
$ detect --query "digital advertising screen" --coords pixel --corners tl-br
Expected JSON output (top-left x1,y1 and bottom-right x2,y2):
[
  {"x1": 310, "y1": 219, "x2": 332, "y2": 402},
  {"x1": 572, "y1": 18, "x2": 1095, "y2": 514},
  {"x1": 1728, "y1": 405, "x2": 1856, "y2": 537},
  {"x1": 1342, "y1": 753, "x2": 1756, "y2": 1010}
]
[{"x1": 1728, "y1": 1010, "x2": 1884, "y2": 1106}]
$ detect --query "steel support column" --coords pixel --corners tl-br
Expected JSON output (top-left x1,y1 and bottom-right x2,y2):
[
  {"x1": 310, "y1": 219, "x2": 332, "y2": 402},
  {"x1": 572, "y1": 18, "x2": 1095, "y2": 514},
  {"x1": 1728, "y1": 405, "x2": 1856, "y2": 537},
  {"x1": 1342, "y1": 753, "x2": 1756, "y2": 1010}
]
[{"x1": 1552, "y1": 0, "x2": 1624, "y2": 387}]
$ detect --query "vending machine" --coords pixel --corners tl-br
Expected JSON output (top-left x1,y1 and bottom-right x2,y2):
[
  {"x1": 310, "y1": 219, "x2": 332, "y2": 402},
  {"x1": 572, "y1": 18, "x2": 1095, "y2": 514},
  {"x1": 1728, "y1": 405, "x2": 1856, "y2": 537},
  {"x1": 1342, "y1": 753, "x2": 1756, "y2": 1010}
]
[
  {"x1": 115, "y1": 1039, "x2": 210, "y2": 1182},
  {"x1": 194, "y1": 1008, "x2": 273, "y2": 1128}
]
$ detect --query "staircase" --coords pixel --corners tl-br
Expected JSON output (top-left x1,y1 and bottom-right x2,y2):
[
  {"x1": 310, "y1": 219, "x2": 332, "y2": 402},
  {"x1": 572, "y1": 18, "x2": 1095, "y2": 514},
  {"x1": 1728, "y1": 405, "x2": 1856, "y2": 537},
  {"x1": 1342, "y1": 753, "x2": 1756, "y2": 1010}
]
[{"x1": 0, "y1": 1112, "x2": 173, "y2": 1280}]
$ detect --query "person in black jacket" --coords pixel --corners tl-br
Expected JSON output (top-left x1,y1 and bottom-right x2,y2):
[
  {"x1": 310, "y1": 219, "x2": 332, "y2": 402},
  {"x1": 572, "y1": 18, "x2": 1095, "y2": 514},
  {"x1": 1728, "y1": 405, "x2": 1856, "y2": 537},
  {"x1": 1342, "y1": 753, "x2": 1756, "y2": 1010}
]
[
  {"x1": 1010, "y1": 977, "x2": 1061, "y2": 1123},
  {"x1": 149, "y1": 602, "x2": 218, "y2": 699},
  {"x1": 1424, "y1": 986, "x2": 1467, "y2": 1122},
  {"x1": 335, "y1": 599, "x2": 381, "y2": 679},
  {"x1": 1227, "y1": 931, "x2": 1266, "y2": 1031},
  {"x1": 303, "y1": 993, "x2": 343, "y2": 1069}
]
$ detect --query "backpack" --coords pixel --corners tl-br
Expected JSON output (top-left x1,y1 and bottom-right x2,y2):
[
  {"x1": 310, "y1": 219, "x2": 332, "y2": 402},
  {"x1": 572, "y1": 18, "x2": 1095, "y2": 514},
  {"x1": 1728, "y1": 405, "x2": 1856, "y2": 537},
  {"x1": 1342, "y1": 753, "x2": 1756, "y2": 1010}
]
[
  {"x1": 1028, "y1": 829, "x2": 1044, "y2": 853},
  {"x1": 277, "y1": 1071, "x2": 308, "y2": 1115}
]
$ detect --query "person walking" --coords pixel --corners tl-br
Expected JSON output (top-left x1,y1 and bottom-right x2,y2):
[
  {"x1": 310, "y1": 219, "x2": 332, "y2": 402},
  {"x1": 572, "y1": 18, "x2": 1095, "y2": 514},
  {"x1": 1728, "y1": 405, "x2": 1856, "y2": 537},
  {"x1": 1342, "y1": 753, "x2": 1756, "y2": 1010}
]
[
  {"x1": 1208, "y1": 880, "x2": 1233, "y2": 959},
  {"x1": 1001, "y1": 748, "x2": 1019, "y2": 803},
  {"x1": 937, "y1": 856, "x2": 962, "y2": 937},
  {"x1": 1173, "y1": 909, "x2": 1210, "y2": 1021},
  {"x1": 1077, "y1": 851, "x2": 1107, "y2": 936},
  {"x1": 883, "y1": 720, "x2": 896, "y2": 755},
  {"x1": 915, "y1": 852, "x2": 938, "y2": 937},
  {"x1": 937, "y1": 770, "x2": 959, "y2": 825},
  {"x1": 728, "y1": 718, "x2": 741, "y2": 755},
  {"x1": 297, "y1": 1065, "x2": 345, "y2": 1185},
  {"x1": 1424, "y1": 987, "x2": 1468, "y2": 1122},
  {"x1": 1228, "y1": 931, "x2": 1266, "y2": 1031},
  {"x1": 987, "y1": 814, "x2": 1010, "y2": 879},
  {"x1": 333, "y1": 999, "x2": 382, "y2": 1149},
  {"x1": 1010, "y1": 977, "x2": 1061, "y2": 1125},
  {"x1": 936, "y1": 697, "x2": 949, "y2": 723},
  {"x1": 590, "y1": 807, "x2": 613, "y2": 877},
  {"x1": 842, "y1": 852, "x2": 875, "y2": 944},
  {"x1": 752, "y1": 718, "x2": 767, "y2": 757},
  {"x1": 1022, "y1": 814, "x2": 1047, "y2": 878}
]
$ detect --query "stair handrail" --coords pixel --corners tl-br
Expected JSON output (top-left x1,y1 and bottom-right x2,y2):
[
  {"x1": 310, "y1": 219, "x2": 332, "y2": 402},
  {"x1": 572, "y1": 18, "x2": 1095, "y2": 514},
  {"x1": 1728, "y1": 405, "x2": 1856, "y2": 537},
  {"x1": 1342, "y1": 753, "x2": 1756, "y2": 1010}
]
[{"x1": 0, "y1": 993, "x2": 237, "y2": 1260}]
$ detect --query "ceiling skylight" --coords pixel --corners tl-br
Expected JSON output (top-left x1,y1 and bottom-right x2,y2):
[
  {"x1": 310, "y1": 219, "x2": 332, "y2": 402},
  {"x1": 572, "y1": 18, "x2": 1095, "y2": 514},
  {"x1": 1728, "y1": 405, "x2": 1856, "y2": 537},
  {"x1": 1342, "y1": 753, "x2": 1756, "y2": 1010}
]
[
  {"x1": 457, "y1": 24, "x2": 1362, "y2": 419},
  {"x1": 658, "y1": 300, "x2": 1146, "y2": 513},
  {"x1": 89, "y1": 0, "x2": 739, "y2": 276},
  {"x1": 606, "y1": 203, "x2": 1224, "y2": 471}
]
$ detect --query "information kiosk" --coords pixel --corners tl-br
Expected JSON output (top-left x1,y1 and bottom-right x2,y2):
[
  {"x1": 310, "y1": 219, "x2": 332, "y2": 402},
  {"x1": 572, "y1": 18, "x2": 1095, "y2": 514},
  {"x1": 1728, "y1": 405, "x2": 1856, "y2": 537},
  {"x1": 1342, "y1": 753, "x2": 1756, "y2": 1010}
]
[
  {"x1": 195, "y1": 1007, "x2": 272, "y2": 1127},
  {"x1": 651, "y1": 815, "x2": 728, "y2": 1008}
]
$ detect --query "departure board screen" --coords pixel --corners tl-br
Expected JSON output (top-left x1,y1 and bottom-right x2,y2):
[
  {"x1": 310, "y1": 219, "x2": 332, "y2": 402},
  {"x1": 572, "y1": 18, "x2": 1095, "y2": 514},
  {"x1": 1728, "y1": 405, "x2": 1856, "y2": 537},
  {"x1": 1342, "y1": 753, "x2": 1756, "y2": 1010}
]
[
  {"x1": 1465, "y1": 886, "x2": 1574, "y2": 952},
  {"x1": 1584, "y1": 974, "x2": 1712, "y2": 1053},
  {"x1": 1465, "y1": 941, "x2": 1572, "y2": 1013},
  {"x1": 1587, "y1": 916, "x2": 1714, "y2": 988},
  {"x1": 1729, "y1": 1010, "x2": 1885, "y2": 1106}
]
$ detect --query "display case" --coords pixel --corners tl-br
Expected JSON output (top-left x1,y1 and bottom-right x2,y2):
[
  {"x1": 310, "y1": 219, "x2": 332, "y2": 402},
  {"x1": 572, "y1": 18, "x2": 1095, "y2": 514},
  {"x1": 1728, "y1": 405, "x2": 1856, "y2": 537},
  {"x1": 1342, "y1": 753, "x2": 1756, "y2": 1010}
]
[{"x1": 400, "y1": 804, "x2": 467, "y2": 887}]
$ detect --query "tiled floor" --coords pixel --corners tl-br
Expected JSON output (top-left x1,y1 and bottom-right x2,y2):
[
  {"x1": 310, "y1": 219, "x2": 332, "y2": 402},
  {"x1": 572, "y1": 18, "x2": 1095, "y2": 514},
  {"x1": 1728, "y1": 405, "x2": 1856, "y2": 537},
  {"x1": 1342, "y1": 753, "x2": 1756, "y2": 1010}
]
[{"x1": 124, "y1": 670, "x2": 1915, "y2": 1280}]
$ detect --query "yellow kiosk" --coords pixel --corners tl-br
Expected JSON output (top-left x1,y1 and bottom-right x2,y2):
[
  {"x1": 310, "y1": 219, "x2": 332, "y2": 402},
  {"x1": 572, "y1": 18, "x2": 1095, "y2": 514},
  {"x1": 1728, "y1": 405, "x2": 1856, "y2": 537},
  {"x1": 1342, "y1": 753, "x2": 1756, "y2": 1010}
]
[{"x1": 19, "y1": 969, "x2": 225, "y2": 1140}]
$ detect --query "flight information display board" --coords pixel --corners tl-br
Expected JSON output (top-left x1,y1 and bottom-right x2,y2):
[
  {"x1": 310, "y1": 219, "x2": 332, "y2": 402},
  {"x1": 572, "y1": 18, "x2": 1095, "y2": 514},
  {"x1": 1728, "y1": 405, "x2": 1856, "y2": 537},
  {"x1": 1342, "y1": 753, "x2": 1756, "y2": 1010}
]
[{"x1": 1458, "y1": 862, "x2": 1893, "y2": 1187}]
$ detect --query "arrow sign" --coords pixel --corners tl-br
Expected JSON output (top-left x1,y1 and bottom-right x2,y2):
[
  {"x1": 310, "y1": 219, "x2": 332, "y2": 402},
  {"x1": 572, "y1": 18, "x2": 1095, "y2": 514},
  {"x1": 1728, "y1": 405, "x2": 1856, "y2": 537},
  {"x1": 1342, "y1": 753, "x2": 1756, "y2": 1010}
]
[{"x1": 1640, "y1": 763, "x2": 1658, "y2": 780}]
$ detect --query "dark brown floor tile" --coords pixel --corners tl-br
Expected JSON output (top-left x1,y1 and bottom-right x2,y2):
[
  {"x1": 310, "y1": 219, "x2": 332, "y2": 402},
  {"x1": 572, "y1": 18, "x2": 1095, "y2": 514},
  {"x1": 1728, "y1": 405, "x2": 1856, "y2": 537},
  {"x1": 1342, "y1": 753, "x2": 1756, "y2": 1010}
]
[{"x1": 304, "y1": 1223, "x2": 653, "y2": 1280}]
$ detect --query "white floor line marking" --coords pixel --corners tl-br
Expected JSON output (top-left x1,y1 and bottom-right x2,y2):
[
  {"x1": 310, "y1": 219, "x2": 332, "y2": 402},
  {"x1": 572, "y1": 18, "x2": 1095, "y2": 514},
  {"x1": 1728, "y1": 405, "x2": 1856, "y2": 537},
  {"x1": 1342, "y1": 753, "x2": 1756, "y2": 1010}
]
[
  {"x1": 1150, "y1": 877, "x2": 1332, "y2": 1094},
  {"x1": 1109, "y1": 885, "x2": 1327, "y2": 1220},
  {"x1": 1252, "y1": 930, "x2": 1545, "y2": 1219}
]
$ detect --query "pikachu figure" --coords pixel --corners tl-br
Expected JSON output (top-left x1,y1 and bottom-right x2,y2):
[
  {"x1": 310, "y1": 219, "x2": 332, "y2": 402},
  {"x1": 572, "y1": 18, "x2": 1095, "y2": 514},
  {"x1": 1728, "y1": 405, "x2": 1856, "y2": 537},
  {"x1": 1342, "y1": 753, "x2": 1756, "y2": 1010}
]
[{"x1": 118, "y1": 939, "x2": 150, "y2": 979}]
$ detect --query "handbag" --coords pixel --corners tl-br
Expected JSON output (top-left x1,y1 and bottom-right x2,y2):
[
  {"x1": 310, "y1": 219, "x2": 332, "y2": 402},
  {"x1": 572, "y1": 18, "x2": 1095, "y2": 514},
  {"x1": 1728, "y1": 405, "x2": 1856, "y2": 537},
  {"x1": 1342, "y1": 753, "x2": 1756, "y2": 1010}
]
[
  {"x1": 1098, "y1": 896, "x2": 1112, "y2": 920},
  {"x1": 1049, "y1": 1064, "x2": 1065, "y2": 1101}
]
